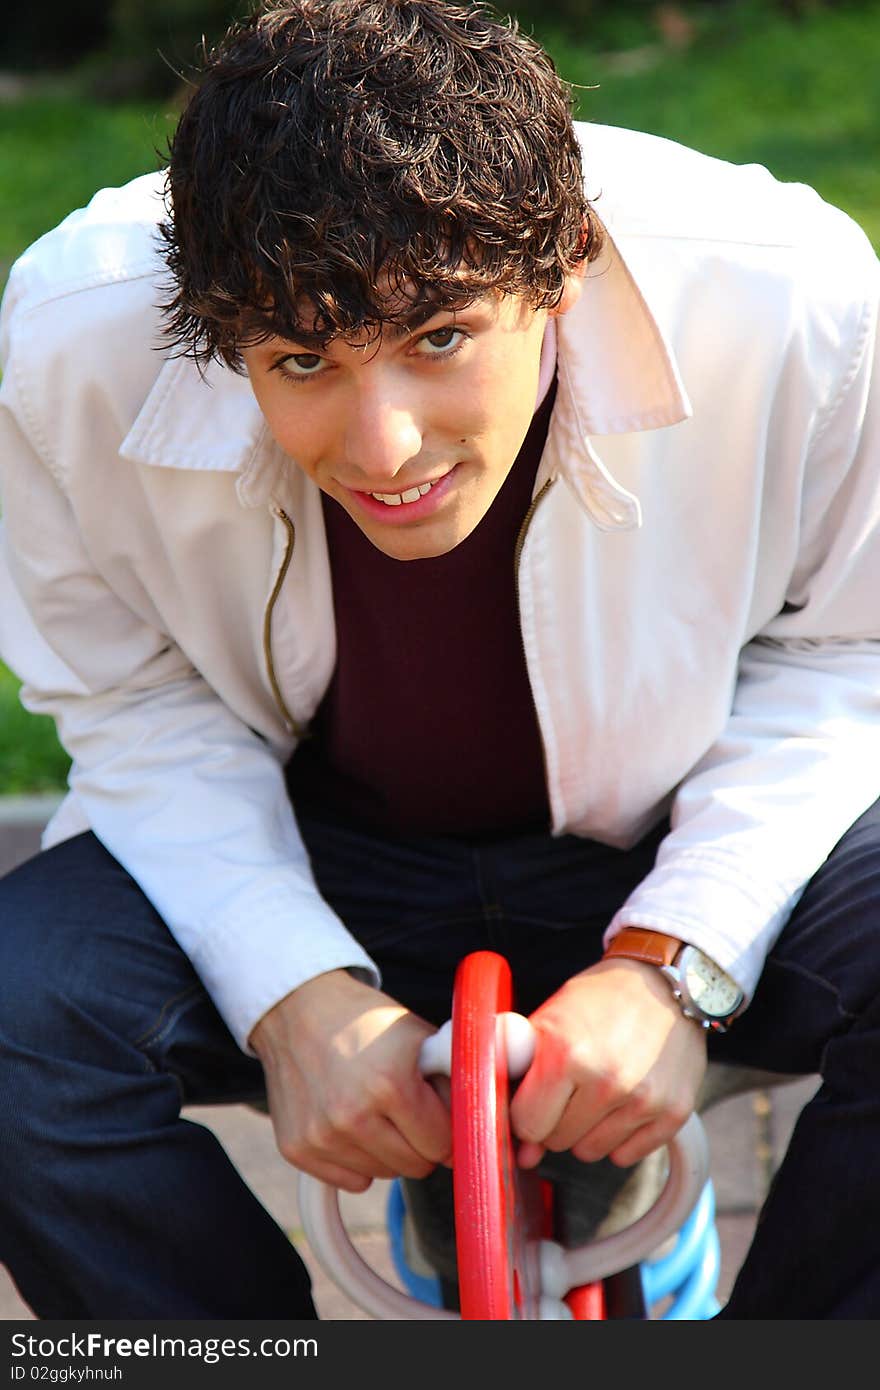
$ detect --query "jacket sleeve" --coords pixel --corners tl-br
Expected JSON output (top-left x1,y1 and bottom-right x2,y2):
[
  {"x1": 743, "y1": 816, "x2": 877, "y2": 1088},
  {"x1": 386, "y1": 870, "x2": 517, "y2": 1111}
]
[
  {"x1": 608, "y1": 225, "x2": 880, "y2": 999},
  {"x1": 0, "y1": 273, "x2": 380, "y2": 1054}
]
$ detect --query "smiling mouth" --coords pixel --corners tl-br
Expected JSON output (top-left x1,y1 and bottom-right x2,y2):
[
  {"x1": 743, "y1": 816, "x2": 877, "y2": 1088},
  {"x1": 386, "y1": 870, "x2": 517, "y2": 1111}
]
[
  {"x1": 368, "y1": 480, "x2": 442, "y2": 506},
  {"x1": 346, "y1": 465, "x2": 459, "y2": 523}
]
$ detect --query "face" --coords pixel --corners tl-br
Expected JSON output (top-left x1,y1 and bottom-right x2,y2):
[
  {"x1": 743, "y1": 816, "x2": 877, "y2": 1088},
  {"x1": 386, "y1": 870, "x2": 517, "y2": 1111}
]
[{"x1": 241, "y1": 277, "x2": 583, "y2": 561}]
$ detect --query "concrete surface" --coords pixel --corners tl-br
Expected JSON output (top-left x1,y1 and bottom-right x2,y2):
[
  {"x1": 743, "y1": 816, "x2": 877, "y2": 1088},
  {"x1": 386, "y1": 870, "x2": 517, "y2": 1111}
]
[{"x1": 0, "y1": 803, "x2": 819, "y2": 1319}]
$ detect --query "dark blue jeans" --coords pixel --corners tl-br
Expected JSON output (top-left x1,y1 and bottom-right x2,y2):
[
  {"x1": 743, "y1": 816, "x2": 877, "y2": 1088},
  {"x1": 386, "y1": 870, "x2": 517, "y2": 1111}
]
[{"x1": 1, "y1": 799, "x2": 879, "y2": 1318}]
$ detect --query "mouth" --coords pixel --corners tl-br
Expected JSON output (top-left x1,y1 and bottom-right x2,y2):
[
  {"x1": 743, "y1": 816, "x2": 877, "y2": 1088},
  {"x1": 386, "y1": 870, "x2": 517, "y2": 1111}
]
[
  {"x1": 345, "y1": 465, "x2": 459, "y2": 523},
  {"x1": 369, "y1": 477, "x2": 443, "y2": 506}
]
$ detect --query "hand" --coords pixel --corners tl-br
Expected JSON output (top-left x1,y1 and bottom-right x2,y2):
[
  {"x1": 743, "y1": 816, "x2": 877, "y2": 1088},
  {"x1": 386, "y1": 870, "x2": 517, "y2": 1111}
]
[
  {"x1": 249, "y1": 969, "x2": 452, "y2": 1193},
  {"x1": 509, "y1": 958, "x2": 707, "y2": 1170}
]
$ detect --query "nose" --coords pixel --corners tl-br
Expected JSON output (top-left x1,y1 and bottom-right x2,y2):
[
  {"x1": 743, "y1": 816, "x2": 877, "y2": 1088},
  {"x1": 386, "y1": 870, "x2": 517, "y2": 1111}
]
[{"x1": 343, "y1": 380, "x2": 423, "y2": 484}]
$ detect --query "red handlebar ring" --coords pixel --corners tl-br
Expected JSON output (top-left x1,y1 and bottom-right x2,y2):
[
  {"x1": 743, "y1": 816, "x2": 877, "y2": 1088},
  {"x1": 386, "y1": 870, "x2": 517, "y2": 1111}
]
[{"x1": 451, "y1": 951, "x2": 544, "y2": 1319}]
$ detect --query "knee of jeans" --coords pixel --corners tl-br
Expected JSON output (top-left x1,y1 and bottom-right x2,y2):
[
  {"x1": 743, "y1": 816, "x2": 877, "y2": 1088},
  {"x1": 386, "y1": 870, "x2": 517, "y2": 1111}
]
[
  {"x1": 0, "y1": 935, "x2": 150, "y2": 1174},
  {"x1": 0, "y1": 915, "x2": 101, "y2": 1079},
  {"x1": 0, "y1": 934, "x2": 53, "y2": 1042},
  {"x1": 0, "y1": 948, "x2": 64, "y2": 1163}
]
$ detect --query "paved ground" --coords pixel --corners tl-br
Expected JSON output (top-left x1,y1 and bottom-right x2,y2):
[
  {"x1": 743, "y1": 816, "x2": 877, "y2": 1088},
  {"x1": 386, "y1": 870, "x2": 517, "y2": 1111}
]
[{"x1": 0, "y1": 800, "x2": 819, "y2": 1319}]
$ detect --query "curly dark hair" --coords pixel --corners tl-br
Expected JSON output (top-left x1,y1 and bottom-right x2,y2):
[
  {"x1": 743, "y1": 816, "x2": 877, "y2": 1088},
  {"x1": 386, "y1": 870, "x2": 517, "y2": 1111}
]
[{"x1": 160, "y1": 0, "x2": 601, "y2": 369}]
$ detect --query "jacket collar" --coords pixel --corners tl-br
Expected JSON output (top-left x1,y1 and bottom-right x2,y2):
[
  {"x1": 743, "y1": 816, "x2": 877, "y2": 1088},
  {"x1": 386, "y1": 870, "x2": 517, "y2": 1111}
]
[
  {"x1": 119, "y1": 221, "x2": 691, "y2": 523},
  {"x1": 559, "y1": 224, "x2": 691, "y2": 434},
  {"x1": 118, "y1": 349, "x2": 293, "y2": 509},
  {"x1": 547, "y1": 220, "x2": 692, "y2": 530}
]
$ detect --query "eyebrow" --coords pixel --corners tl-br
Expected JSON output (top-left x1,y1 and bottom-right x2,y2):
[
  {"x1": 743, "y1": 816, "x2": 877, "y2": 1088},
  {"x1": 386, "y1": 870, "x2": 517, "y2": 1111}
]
[
  {"x1": 277, "y1": 301, "x2": 455, "y2": 351},
  {"x1": 385, "y1": 303, "x2": 451, "y2": 338}
]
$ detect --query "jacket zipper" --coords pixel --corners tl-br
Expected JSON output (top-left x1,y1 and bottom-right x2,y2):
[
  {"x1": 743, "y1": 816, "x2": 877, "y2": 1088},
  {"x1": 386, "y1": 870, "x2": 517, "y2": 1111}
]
[
  {"x1": 514, "y1": 477, "x2": 556, "y2": 579},
  {"x1": 263, "y1": 507, "x2": 303, "y2": 737}
]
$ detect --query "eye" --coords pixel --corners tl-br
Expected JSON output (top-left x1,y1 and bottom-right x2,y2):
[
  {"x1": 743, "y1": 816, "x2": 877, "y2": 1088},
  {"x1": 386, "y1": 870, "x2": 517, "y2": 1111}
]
[
  {"x1": 276, "y1": 351, "x2": 327, "y2": 379},
  {"x1": 414, "y1": 326, "x2": 466, "y2": 356}
]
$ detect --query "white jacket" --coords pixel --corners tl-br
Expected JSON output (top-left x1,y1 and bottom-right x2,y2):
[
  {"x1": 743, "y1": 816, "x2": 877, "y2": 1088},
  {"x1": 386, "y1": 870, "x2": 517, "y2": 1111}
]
[{"x1": 2, "y1": 123, "x2": 880, "y2": 1051}]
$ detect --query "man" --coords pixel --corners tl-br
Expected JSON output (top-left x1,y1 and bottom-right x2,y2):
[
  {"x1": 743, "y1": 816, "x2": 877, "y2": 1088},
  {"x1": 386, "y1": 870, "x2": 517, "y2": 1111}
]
[{"x1": 1, "y1": 0, "x2": 879, "y2": 1319}]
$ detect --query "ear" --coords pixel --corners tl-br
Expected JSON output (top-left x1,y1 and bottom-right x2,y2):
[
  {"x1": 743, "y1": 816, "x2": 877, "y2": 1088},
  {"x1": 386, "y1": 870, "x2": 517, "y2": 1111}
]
[{"x1": 548, "y1": 261, "x2": 586, "y2": 319}]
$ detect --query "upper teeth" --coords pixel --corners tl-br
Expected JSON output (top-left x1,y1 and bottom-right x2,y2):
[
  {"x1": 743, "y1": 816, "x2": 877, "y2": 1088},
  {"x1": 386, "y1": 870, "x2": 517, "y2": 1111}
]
[{"x1": 371, "y1": 481, "x2": 438, "y2": 506}]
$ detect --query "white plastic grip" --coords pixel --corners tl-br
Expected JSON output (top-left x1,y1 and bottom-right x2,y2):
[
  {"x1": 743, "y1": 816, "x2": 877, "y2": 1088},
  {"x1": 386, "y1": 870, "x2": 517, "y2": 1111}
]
[
  {"x1": 416, "y1": 1012, "x2": 535, "y2": 1081},
  {"x1": 416, "y1": 1018, "x2": 453, "y2": 1078},
  {"x1": 496, "y1": 1012, "x2": 537, "y2": 1080}
]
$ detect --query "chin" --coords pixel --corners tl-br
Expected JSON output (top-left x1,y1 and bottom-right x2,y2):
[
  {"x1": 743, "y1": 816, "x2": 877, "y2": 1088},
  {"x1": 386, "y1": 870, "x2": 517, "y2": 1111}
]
[
  {"x1": 371, "y1": 533, "x2": 460, "y2": 562},
  {"x1": 357, "y1": 515, "x2": 473, "y2": 561}
]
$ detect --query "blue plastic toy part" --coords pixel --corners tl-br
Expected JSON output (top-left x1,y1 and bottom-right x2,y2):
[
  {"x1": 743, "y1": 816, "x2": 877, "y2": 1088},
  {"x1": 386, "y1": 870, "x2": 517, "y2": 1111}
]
[
  {"x1": 386, "y1": 1179, "x2": 444, "y2": 1308},
  {"x1": 640, "y1": 1180, "x2": 722, "y2": 1320},
  {"x1": 388, "y1": 1175, "x2": 722, "y2": 1320}
]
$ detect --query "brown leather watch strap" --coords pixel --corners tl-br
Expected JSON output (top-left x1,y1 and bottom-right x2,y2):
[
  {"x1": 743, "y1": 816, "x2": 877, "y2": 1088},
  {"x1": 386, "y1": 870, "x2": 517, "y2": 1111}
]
[{"x1": 604, "y1": 927, "x2": 682, "y2": 968}]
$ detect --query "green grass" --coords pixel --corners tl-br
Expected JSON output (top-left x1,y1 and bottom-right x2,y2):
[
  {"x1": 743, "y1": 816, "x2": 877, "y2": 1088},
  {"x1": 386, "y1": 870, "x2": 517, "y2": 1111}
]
[
  {"x1": 542, "y1": 2, "x2": 880, "y2": 248},
  {"x1": 0, "y1": 83, "x2": 179, "y2": 286},
  {"x1": 0, "y1": 665, "x2": 71, "y2": 792},
  {"x1": 1, "y1": 1, "x2": 878, "y2": 792}
]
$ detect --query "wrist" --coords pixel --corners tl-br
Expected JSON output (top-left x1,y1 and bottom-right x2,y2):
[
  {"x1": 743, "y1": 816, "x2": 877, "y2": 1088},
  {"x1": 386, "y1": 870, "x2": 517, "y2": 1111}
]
[
  {"x1": 249, "y1": 968, "x2": 361, "y2": 1058},
  {"x1": 592, "y1": 953, "x2": 689, "y2": 1016},
  {"x1": 604, "y1": 927, "x2": 745, "y2": 1032}
]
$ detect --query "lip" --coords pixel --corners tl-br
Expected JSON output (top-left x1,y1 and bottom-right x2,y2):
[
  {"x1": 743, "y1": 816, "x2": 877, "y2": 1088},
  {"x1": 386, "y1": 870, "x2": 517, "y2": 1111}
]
[{"x1": 345, "y1": 465, "x2": 459, "y2": 524}]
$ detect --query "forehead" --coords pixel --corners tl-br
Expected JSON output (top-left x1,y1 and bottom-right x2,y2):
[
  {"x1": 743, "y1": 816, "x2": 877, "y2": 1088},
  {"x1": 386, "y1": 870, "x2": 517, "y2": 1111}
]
[
  {"x1": 273, "y1": 287, "x2": 537, "y2": 354},
  {"x1": 284, "y1": 298, "x2": 454, "y2": 349},
  {"x1": 251, "y1": 256, "x2": 516, "y2": 347}
]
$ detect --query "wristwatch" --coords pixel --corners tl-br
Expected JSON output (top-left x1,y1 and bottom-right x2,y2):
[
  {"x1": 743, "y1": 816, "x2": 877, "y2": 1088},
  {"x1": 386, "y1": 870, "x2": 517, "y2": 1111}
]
[{"x1": 603, "y1": 927, "x2": 745, "y2": 1032}]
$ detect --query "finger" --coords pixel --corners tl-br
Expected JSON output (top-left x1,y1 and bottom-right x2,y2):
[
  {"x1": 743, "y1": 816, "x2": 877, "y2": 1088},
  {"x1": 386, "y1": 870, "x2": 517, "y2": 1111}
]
[
  {"x1": 428, "y1": 1074, "x2": 452, "y2": 1109},
  {"x1": 286, "y1": 1135, "x2": 400, "y2": 1182},
  {"x1": 285, "y1": 1107, "x2": 435, "y2": 1183},
  {"x1": 516, "y1": 1139, "x2": 546, "y2": 1170},
  {"x1": 288, "y1": 1153, "x2": 377, "y2": 1193},
  {"x1": 513, "y1": 1066, "x2": 628, "y2": 1160},
  {"x1": 609, "y1": 1114, "x2": 686, "y2": 1169},
  {"x1": 333, "y1": 1111, "x2": 447, "y2": 1180},
  {"x1": 373, "y1": 1132, "x2": 446, "y2": 1179},
  {"x1": 289, "y1": 1066, "x2": 451, "y2": 1178},
  {"x1": 568, "y1": 1106, "x2": 642, "y2": 1164},
  {"x1": 570, "y1": 1095, "x2": 685, "y2": 1167},
  {"x1": 306, "y1": 1134, "x2": 441, "y2": 1190},
  {"x1": 392, "y1": 1076, "x2": 454, "y2": 1167},
  {"x1": 508, "y1": 1055, "x2": 576, "y2": 1147},
  {"x1": 536, "y1": 1088, "x2": 627, "y2": 1155}
]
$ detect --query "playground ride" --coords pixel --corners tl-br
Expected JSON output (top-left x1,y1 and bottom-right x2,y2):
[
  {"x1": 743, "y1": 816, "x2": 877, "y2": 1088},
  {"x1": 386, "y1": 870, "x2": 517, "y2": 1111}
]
[{"x1": 298, "y1": 950, "x2": 722, "y2": 1319}]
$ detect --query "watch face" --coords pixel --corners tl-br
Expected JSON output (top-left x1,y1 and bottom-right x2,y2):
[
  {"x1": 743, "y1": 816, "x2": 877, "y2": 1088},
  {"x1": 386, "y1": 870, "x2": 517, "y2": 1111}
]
[{"x1": 681, "y1": 948, "x2": 742, "y2": 1019}]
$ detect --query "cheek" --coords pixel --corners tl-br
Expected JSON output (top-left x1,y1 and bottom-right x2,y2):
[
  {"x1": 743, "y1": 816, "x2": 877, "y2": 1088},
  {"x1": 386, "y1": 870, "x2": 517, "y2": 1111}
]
[
  {"x1": 456, "y1": 361, "x2": 532, "y2": 445},
  {"x1": 244, "y1": 364, "x2": 323, "y2": 470},
  {"x1": 258, "y1": 391, "x2": 323, "y2": 468},
  {"x1": 485, "y1": 380, "x2": 541, "y2": 454},
  {"x1": 489, "y1": 343, "x2": 541, "y2": 412}
]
